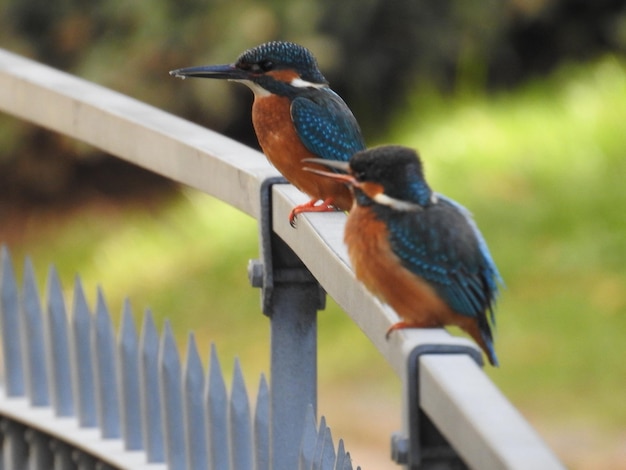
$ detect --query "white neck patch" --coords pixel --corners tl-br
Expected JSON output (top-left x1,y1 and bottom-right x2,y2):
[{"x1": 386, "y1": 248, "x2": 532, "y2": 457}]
[
  {"x1": 233, "y1": 79, "x2": 271, "y2": 97},
  {"x1": 372, "y1": 193, "x2": 423, "y2": 211},
  {"x1": 290, "y1": 77, "x2": 327, "y2": 89}
]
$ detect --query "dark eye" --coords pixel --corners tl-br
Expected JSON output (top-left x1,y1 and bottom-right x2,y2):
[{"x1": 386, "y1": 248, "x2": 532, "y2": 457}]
[
  {"x1": 258, "y1": 60, "x2": 274, "y2": 71},
  {"x1": 246, "y1": 60, "x2": 273, "y2": 73}
]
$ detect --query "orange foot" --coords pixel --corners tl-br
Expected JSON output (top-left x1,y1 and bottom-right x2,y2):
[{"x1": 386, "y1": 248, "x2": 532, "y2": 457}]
[
  {"x1": 289, "y1": 198, "x2": 338, "y2": 227},
  {"x1": 385, "y1": 321, "x2": 438, "y2": 340},
  {"x1": 385, "y1": 321, "x2": 411, "y2": 340}
]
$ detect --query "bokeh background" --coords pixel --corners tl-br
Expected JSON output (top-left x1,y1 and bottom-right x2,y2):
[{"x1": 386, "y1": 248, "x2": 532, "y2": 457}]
[{"x1": 1, "y1": 0, "x2": 626, "y2": 468}]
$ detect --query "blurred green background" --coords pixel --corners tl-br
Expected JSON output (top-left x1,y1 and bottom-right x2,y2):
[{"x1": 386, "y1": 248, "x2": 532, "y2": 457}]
[{"x1": 1, "y1": 0, "x2": 626, "y2": 468}]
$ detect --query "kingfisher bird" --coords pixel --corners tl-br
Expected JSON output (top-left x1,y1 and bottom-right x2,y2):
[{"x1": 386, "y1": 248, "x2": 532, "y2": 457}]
[
  {"x1": 304, "y1": 146, "x2": 502, "y2": 366},
  {"x1": 170, "y1": 41, "x2": 366, "y2": 224}
]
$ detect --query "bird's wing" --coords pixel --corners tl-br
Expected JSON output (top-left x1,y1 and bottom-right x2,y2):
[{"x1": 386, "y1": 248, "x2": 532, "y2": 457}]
[
  {"x1": 291, "y1": 89, "x2": 366, "y2": 162},
  {"x1": 386, "y1": 199, "x2": 500, "y2": 320},
  {"x1": 434, "y1": 194, "x2": 502, "y2": 324},
  {"x1": 435, "y1": 195, "x2": 503, "y2": 283}
]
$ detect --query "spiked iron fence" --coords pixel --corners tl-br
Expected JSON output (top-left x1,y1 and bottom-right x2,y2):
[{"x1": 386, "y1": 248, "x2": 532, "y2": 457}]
[
  {"x1": 0, "y1": 248, "x2": 356, "y2": 470},
  {"x1": 0, "y1": 48, "x2": 565, "y2": 469}
]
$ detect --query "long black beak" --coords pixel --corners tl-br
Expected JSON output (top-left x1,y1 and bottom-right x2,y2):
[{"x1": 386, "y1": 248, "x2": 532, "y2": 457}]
[{"x1": 169, "y1": 63, "x2": 250, "y2": 81}]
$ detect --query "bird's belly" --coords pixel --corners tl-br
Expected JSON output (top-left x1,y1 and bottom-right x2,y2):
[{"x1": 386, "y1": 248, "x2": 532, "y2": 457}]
[
  {"x1": 345, "y1": 208, "x2": 456, "y2": 327},
  {"x1": 252, "y1": 96, "x2": 352, "y2": 210}
]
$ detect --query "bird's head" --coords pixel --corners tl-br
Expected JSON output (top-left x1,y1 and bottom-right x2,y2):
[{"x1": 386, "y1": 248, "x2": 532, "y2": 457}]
[
  {"x1": 169, "y1": 41, "x2": 328, "y2": 97},
  {"x1": 304, "y1": 145, "x2": 435, "y2": 210}
]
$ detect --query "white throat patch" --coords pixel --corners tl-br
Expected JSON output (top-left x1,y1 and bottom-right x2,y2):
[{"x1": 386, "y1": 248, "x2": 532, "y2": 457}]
[
  {"x1": 234, "y1": 79, "x2": 271, "y2": 97},
  {"x1": 372, "y1": 193, "x2": 423, "y2": 211},
  {"x1": 290, "y1": 78, "x2": 327, "y2": 89}
]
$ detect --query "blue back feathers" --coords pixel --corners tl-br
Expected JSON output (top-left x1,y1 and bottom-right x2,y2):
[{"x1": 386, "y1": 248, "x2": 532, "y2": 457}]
[
  {"x1": 291, "y1": 89, "x2": 366, "y2": 162},
  {"x1": 382, "y1": 196, "x2": 500, "y2": 324}
]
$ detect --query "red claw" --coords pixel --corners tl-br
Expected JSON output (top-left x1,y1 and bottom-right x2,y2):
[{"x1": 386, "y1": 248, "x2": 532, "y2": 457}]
[
  {"x1": 385, "y1": 321, "x2": 411, "y2": 340},
  {"x1": 288, "y1": 198, "x2": 338, "y2": 227}
]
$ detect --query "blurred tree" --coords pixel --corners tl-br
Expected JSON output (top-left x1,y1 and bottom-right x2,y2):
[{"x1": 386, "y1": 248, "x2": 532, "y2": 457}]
[
  {"x1": 317, "y1": 0, "x2": 506, "y2": 135},
  {"x1": 489, "y1": 0, "x2": 626, "y2": 87},
  {"x1": 0, "y1": 0, "x2": 624, "y2": 204},
  {"x1": 318, "y1": 0, "x2": 626, "y2": 136}
]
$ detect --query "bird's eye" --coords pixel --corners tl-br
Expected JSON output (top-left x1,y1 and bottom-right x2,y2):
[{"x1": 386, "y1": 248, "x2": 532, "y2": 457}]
[
  {"x1": 258, "y1": 60, "x2": 274, "y2": 71},
  {"x1": 246, "y1": 60, "x2": 273, "y2": 74}
]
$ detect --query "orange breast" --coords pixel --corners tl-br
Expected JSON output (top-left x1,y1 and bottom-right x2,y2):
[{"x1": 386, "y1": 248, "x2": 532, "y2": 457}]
[
  {"x1": 251, "y1": 95, "x2": 353, "y2": 210},
  {"x1": 345, "y1": 207, "x2": 466, "y2": 329}
]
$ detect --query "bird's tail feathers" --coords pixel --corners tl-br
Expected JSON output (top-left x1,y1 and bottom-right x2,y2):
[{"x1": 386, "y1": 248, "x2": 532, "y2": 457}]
[{"x1": 477, "y1": 327, "x2": 499, "y2": 367}]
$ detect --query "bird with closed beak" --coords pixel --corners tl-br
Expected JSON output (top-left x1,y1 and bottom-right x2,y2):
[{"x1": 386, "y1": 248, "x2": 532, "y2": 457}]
[{"x1": 170, "y1": 41, "x2": 366, "y2": 225}]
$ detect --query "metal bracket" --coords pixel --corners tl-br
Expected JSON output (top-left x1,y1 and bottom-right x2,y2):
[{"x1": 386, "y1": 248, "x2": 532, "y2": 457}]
[
  {"x1": 247, "y1": 176, "x2": 326, "y2": 316},
  {"x1": 247, "y1": 176, "x2": 327, "y2": 469},
  {"x1": 391, "y1": 343, "x2": 483, "y2": 469}
]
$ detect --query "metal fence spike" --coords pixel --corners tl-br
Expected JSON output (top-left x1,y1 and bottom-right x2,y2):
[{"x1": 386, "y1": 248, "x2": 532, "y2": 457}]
[
  {"x1": 334, "y1": 439, "x2": 346, "y2": 470},
  {"x1": 46, "y1": 265, "x2": 74, "y2": 416},
  {"x1": 230, "y1": 358, "x2": 253, "y2": 470},
  {"x1": 20, "y1": 257, "x2": 48, "y2": 406},
  {"x1": 344, "y1": 452, "x2": 356, "y2": 470},
  {"x1": 313, "y1": 416, "x2": 334, "y2": 470},
  {"x1": 118, "y1": 300, "x2": 142, "y2": 450},
  {"x1": 312, "y1": 415, "x2": 328, "y2": 469},
  {"x1": 71, "y1": 275, "x2": 97, "y2": 427},
  {"x1": 159, "y1": 320, "x2": 187, "y2": 470},
  {"x1": 184, "y1": 332, "x2": 208, "y2": 470},
  {"x1": 319, "y1": 426, "x2": 336, "y2": 470},
  {"x1": 299, "y1": 405, "x2": 318, "y2": 470},
  {"x1": 1, "y1": 246, "x2": 25, "y2": 397},
  {"x1": 206, "y1": 343, "x2": 230, "y2": 470},
  {"x1": 139, "y1": 309, "x2": 164, "y2": 462},
  {"x1": 254, "y1": 374, "x2": 270, "y2": 470},
  {"x1": 93, "y1": 287, "x2": 120, "y2": 438}
]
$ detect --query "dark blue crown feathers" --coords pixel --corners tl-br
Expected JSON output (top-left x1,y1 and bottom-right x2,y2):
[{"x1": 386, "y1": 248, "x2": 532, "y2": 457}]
[{"x1": 237, "y1": 41, "x2": 328, "y2": 85}]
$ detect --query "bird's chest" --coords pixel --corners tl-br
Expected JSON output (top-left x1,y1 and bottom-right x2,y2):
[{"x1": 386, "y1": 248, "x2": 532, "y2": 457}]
[
  {"x1": 250, "y1": 94, "x2": 353, "y2": 207},
  {"x1": 345, "y1": 207, "x2": 450, "y2": 322},
  {"x1": 252, "y1": 95, "x2": 306, "y2": 161},
  {"x1": 345, "y1": 207, "x2": 398, "y2": 299}
]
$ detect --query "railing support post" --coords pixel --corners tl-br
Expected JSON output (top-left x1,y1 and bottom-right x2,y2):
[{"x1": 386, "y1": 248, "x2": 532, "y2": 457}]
[
  {"x1": 249, "y1": 177, "x2": 326, "y2": 470},
  {"x1": 392, "y1": 345, "x2": 483, "y2": 469}
]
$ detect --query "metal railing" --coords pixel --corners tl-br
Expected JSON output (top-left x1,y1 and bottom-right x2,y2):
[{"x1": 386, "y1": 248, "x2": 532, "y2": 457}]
[{"x1": 0, "y1": 48, "x2": 565, "y2": 469}]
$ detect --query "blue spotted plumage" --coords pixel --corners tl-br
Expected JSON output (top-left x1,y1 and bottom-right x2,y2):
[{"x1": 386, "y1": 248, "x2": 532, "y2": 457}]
[
  {"x1": 291, "y1": 89, "x2": 366, "y2": 163},
  {"x1": 384, "y1": 199, "x2": 499, "y2": 318},
  {"x1": 303, "y1": 145, "x2": 502, "y2": 366}
]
